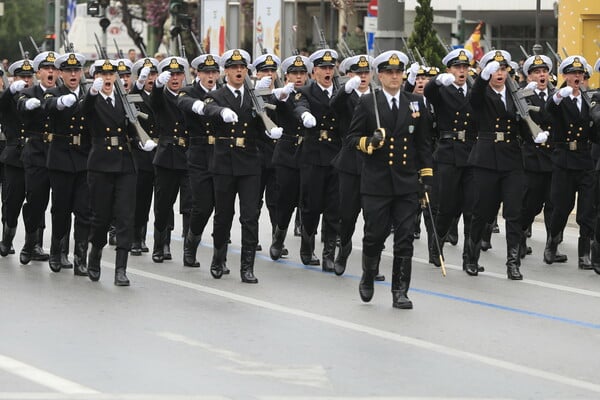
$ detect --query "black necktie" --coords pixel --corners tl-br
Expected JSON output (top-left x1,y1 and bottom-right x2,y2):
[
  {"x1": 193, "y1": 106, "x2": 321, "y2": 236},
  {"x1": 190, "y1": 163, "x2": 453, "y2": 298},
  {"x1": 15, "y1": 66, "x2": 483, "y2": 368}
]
[
  {"x1": 323, "y1": 89, "x2": 330, "y2": 99},
  {"x1": 497, "y1": 92, "x2": 506, "y2": 110},
  {"x1": 538, "y1": 91, "x2": 546, "y2": 102},
  {"x1": 235, "y1": 89, "x2": 242, "y2": 107},
  {"x1": 391, "y1": 97, "x2": 398, "y2": 113},
  {"x1": 106, "y1": 97, "x2": 113, "y2": 107},
  {"x1": 573, "y1": 97, "x2": 580, "y2": 113},
  {"x1": 458, "y1": 87, "x2": 464, "y2": 97}
]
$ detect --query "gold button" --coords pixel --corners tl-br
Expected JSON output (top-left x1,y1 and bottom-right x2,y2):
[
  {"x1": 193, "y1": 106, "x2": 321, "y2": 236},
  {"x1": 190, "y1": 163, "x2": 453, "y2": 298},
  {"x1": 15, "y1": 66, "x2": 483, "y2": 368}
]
[
  {"x1": 328, "y1": 138, "x2": 332, "y2": 142},
  {"x1": 464, "y1": 122, "x2": 468, "y2": 125},
  {"x1": 231, "y1": 129, "x2": 235, "y2": 133},
  {"x1": 404, "y1": 146, "x2": 407, "y2": 150},
  {"x1": 106, "y1": 128, "x2": 110, "y2": 132},
  {"x1": 403, "y1": 138, "x2": 407, "y2": 142},
  {"x1": 389, "y1": 153, "x2": 394, "y2": 157},
  {"x1": 80, "y1": 126, "x2": 83, "y2": 129},
  {"x1": 107, "y1": 146, "x2": 111, "y2": 150},
  {"x1": 495, "y1": 125, "x2": 499, "y2": 128},
  {"x1": 579, "y1": 127, "x2": 583, "y2": 131},
  {"x1": 390, "y1": 145, "x2": 394, "y2": 149},
  {"x1": 175, "y1": 122, "x2": 179, "y2": 125},
  {"x1": 390, "y1": 137, "x2": 395, "y2": 142},
  {"x1": 244, "y1": 123, "x2": 248, "y2": 127},
  {"x1": 506, "y1": 140, "x2": 510, "y2": 143},
  {"x1": 332, "y1": 118, "x2": 336, "y2": 122},
  {"x1": 402, "y1": 161, "x2": 406, "y2": 165},
  {"x1": 71, "y1": 117, "x2": 76, "y2": 121},
  {"x1": 81, "y1": 117, "x2": 85, "y2": 121},
  {"x1": 569, "y1": 124, "x2": 573, "y2": 127},
  {"x1": 174, "y1": 129, "x2": 178, "y2": 133},
  {"x1": 454, "y1": 120, "x2": 458, "y2": 123},
  {"x1": 230, "y1": 144, "x2": 233, "y2": 148},
  {"x1": 456, "y1": 112, "x2": 460, "y2": 116},
  {"x1": 403, "y1": 154, "x2": 407, "y2": 158},
  {"x1": 118, "y1": 146, "x2": 123, "y2": 150},
  {"x1": 577, "y1": 133, "x2": 581, "y2": 137},
  {"x1": 389, "y1": 160, "x2": 393, "y2": 165},
  {"x1": 507, "y1": 120, "x2": 511, "y2": 123},
  {"x1": 466, "y1": 113, "x2": 470, "y2": 117},
  {"x1": 117, "y1": 128, "x2": 122, "y2": 132},
  {"x1": 69, "y1": 125, "x2": 74, "y2": 129},
  {"x1": 242, "y1": 130, "x2": 246, "y2": 134}
]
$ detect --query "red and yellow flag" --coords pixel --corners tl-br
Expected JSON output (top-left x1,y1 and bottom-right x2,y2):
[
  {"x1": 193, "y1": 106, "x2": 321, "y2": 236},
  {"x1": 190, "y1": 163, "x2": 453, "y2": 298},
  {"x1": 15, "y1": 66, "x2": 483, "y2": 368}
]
[{"x1": 464, "y1": 22, "x2": 484, "y2": 62}]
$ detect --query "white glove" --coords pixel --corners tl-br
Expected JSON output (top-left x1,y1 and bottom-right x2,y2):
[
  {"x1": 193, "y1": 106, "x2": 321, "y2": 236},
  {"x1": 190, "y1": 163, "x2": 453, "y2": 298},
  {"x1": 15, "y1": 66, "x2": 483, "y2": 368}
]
[
  {"x1": 57, "y1": 93, "x2": 77, "y2": 110},
  {"x1": 90, "y1": 77, "x2": 104, "y2": 95},
  {"x1": 220, "y1": 107, "x2": 238, "y2": 123},
  {"x1": 525, "y1": 81, "x2": 538, "y2": 91},
  {"x1": 191, "y1": 100, "x2": 205, "y2": 115},
  {"x1": 534, "y1": 130, "x2": 549, "y2": 144},
  {"x1": 267, "y1": 127, "x2": 283, "y2": 139},
  {"x1": 481, "y1": 61, "x2": 501, "y2": 80},
  {"x1": 120, "y1": 78, "x2": 126, "y2": 87},
  {"x1": 273, "y1": 82, "x2": 295, "y2": 100},
  {"x1": 25, "y1": 98, "x2": 41, "y2": 110},
  {"x1": 255, "y1": 76, "x2": 272, "y2": 90},
  {"x1": 344, "y1": 76, "x2": 362, "y2": 94},
  {"x1": 138, "y1": 139, "x2": 157, "y2": 152},
  {"x1": 9, "y1": 80, "x2": 26, "y2": 94},
  {"x1": 436, "y1": 73, "x2": 455, "y2": 87},
  {"x1": 138, "y1": 66, "x2": 150, "y2": 83},
  {"x1": 301, "y1": 111, "x2": 316, "y2": 128},
  {"x1": 407, "y1": 62, "x2": 420, "y2": 85},
  {"x1": 559, "y1": 86, "x2": 573, "y2": 98},
  {"x1": 156, "y1": 71, "x2": 171, "y2": 88}
]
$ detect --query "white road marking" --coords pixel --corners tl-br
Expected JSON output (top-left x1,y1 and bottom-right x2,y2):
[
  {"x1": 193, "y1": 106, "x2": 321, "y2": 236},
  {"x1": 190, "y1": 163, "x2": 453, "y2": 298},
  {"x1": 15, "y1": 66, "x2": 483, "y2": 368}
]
[
  {"x1": 0, "y1": 354, "x2": 98, "y2": 394},
  {"x1": 156, "y1": 331, "x2": 328, "y2": 388},
  {"x1": 0, "y1": 394, "x2": 513, "y2": 400},
  {"x1": 122, "y1": 266, "x2": 600, "y2": 395}
]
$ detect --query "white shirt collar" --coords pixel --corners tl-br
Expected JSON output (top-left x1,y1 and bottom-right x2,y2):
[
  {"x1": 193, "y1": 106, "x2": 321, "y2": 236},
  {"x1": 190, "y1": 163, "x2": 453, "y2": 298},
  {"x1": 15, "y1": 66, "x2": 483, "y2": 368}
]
[
  {"x1": 382, "y1": 89, "x2": 400, "y2": 109},
  {"x1": 317, "y1": 83, "x2": 333, "y2": 97},
  {"x1": 226, "y1": 84, "x2": 244, "y2": 96},
  {"x1": 452, "y1": 82, "x2": 467, "y2": 94},
  {"x1": 100, "y1": 91, "x2": 116, "y2": 103}
]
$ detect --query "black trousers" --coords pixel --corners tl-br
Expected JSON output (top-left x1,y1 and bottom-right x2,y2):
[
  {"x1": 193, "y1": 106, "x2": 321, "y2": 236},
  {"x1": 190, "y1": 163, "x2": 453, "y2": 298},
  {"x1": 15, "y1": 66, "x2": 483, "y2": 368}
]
[
  {"x1": 550, "y1": 167, "x2": 595, "y2": 239},
  {"x1": 88, "y1": 171, "x2": 136, "y2": 250},
  {"x1": 22, "y1": 164, "x2": 50, "y2": 234},
  {"x1": 2, "y1": 164, "x2": 26, "y2": 228},
  {"x1": 134, "y1": 169, "x2": 154, "y2": 229},
  {"x1": 153, "y1": 166, "x2": 190, "y2": 232},
  {"x1": 338, "y1": 171, "x2": 362, "y2": 246},
  {"x1": 212, "y1": 173, "x2": 260, "y2": 249},
  {"x1": 274, "y1": 165, "x2": 300, "y2": 230},
  {"x1": 188, "y1": 163, "x2": 214, "y2": 237},
  {"x1": 300, "y1": 164, "x2": 339, "y2": 238},
  {"x1": 435, "y1": 162, "x2": 475, "y2": 238},
  {"x1": 521, "y1": 170, "x2": 553, "y2": 232},
  {"x1": 48, "y1": 169, "x2": 91, "y2": 242},
  {"x1": 259, "y1": 165, "x2": 278, "y2": 230},
  {"x1": 362, "y1": 193, "x2": 418, "y2": 258},
  {"x1": 470, "y1": 168, "x2": 524, "y2": 250}
]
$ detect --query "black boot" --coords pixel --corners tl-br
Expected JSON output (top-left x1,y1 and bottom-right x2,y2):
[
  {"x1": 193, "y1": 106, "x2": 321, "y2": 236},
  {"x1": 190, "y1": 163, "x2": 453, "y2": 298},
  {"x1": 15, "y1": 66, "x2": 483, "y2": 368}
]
[
  {"x1": 210, "y1": 245, "x2": 227, "y2": 279},
  {"x1": 300, "y1": 228, "x2": 320, "y2": 266},
  {"x1": 269, "y1": 225, "x2": 287, "y2": 261},
  {"x1": 48, "y1": 236, "x2": 62, "y2": 273},
  {"x1": 392, "y1": 257, "x2": 413, "y2": 309},
  {"x1": 73, "y1": 241, "x2": 88, "y2": 276},
  {"x1": 334, "y1": 241, "x2": 352, "y2": 276},
  {"x1": 592, "y1": 241, "x2": 600, "y2": 275},
  {"x1": 31, "y1": 228, "x2": 49, "y2": 261},
  {"x1": 359, "y1": 253, "x2": 379, "y2": 302},
  {"x1": 60, "y1": 236, "x2": 73, "y2": 269},
  {"x1": 114, "y1": 249, "x2": 130, "y2": 286},
  {"x1": 163, "y1": 230, "x2": 172, "y2": 260},
  {"x1": 543, "y1": 235, "x2": 560, "y2": 264},
  {"x1": 183, "y1": 230, "x2": 201, "y2": 268},
  {"x1": 152, "y1": 229, "x2": 166, "y2": 263},
  {"x1": 20, "y1": 230, "x2": 39, "y2": 265},
  {"x1": 130, "y1": 226, "x2": 143, "y2": 256},
  {"x1": 87, "y1": 245, "x2": 102, "y2": 282},
  {"x1": 140, "y1": 224, "x2": 149, "y2": 252},
  {"x1": 462, "y1": 234, "x2": 484, "y2": 273},
  {"x1": 464, "y1": 237, "x2": 481, "y2": 276},
  {"x1": 480, "y1": 223, "x2": 493, "y2": 251},
  {"x1": 240, "y1": 246, "x2": 259, "y2": 283},
  {"x1": 0, "y1": 225, "x2": 17, "y2": 257},
  {"x1": 578, "y1": 237, "x2": 593, "y2": 270},
  {"x1": 321, "y1": 237, "x2": 336, "y2": 272},
  {"x1": 506, "y1": 245, "x2": 523, "y2": 280}
]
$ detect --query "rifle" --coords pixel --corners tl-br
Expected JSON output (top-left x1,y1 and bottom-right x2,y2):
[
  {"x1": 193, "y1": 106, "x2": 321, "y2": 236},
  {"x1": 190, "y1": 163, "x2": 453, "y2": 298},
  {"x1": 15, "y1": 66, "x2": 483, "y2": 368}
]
[
  {"x1": 94, "y1": 33, "x2": 151, "y2": 143},
  {"x1": 29, "y1": 36, "x2": 41, "y2": 54},
  {"x1": 113, "y1": 39, "x2": 124, "y2": 59},
  {"x1": 505, "y1": 72, "x2": 544, "y2": 140},
  {"x1": 413, "y1": 47, "x2": 428, "y2": 67},
  {"x1": 312, "y1": 16, "x2": 341, "y2": 90},
  {"x1": 189, "y1": 30, "x2": 206, "y2": 55},
  {"x1": 337, "y1": 36, "x2": 354, "y2": 59},
  {"x1": 400, "y1": 36, "x2": 416, "y2": 63}
]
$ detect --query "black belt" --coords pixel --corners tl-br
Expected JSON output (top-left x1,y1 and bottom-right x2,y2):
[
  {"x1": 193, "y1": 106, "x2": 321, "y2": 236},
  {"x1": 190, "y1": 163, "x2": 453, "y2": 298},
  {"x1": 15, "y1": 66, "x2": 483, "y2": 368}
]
[
  {"x1": 49, "y1": 133, "x2": 85, "y2": 145},
  {"x1": 92, "y1": 136, "x2": 132, "y2": 151},
  {"x1": 279, "y1": 134, "x2": 303, "y2": 144},
  {"x1": 554, "y1": 141, "x2": 591, "y2": 151},
  {"x1": 159, "y1": 136, "x2": 189, "y2": 147},
  {"x1": 478, "y1": 132, "x2": 514, "y2": 142},
  {"x1": 189, "y1": 136, "x2": 215, "y2": 145},
  {"x1": 439, "y1": 130, "x2": 476, "y2": 142},
  {"x1": 215, "y1": 137, "x2": 256, "y2": 148}
]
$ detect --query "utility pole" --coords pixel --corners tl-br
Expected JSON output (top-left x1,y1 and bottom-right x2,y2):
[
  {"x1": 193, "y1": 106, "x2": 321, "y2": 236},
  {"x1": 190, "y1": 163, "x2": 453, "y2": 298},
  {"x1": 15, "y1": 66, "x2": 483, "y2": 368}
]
[
  {"x1": 532, "y1": 0, "x2": 542, "y2": 55},
  {"x1": 376, "y1": 0, "x2": 405, "y2": 52},
  {"x1": 54, "y1": 0, "x2": 61, "y2": 52}
]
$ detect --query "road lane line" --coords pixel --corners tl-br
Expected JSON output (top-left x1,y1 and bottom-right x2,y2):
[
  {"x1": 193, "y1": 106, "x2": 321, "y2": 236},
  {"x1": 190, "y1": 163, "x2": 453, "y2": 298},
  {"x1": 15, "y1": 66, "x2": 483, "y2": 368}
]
[
  {"x1": 0, "y1": 354, "x2": 98, "y2": 394},
  {"x1": 123, "y1": 266, "x2": 600, "y2": 395}
]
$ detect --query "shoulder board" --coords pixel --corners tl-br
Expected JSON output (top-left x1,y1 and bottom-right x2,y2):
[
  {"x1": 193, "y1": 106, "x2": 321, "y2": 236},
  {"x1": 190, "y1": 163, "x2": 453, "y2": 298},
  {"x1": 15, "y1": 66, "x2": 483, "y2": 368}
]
[
  {"x1": 44, "y1": 93, "x2": 54, "y2": 99},
  {"x1": 178, "y1": 92, "x2": 187, "y2": 97},
  {"x1": 295, "y1": 92, "x2": 302, "y2": 100},
  {"x1": 204, "y1": 97, "x2": 214, "y2": 104}
]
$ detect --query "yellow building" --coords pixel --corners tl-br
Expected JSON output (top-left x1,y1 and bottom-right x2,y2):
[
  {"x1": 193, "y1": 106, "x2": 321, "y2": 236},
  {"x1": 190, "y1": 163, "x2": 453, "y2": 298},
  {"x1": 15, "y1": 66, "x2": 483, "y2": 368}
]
[{"x1": 558, "y1": 0, "x2": 600, "y2": 88}]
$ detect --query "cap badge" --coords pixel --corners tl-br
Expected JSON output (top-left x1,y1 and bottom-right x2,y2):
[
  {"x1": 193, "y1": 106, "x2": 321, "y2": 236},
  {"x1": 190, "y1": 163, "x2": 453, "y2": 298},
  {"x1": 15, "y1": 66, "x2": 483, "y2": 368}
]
[
  {"x1": 117, "y1": 61, "x2": 127, "y2": 71},
  {"x1": 357, "y1": 56, "x2": 369, "y2": 68},
  {"x1": 533, "y1": 55, "x2": 543, "y2": 65},
  {"x1": 572, "y1": 57, "x2": 583, "y2": 68},
  {"x1": 67, "y1": 54, "x2": 78, "y2": 65},
  {"x1": 389, "y1": 54, "x2": 400, "y2": 66},
  {"x1": 322, "y1": 51, "x2": 333, "y2": 62},
  {"x1": 231, "y1": 50, "x2": 243, "y2": 61},
  {"x1": 293, "y1": 56, "x2": 304, "y2": 67},
  {"x1": 101, "y1": 60, "x2": 113, "y2": 71},
  {"x1": 458, "y1": 50, "x2": 468, "y2": 61},
  {"x1": 46, "y1": 52, "x2": 56, "y2": 63},
  {"x1": 265, "y1": 55, "x2": 275, "y2": 65},
  {"x1": 205, "y1": 55, "x2": 215, "y2": 66},
  {"x1": 493, "y1": 51, "x2": 505, "y2": 62},
  {"x1": 143, "y1": 58, "x2": 154, "y2": 68},
  {"x1": 22, "y1": 60, "x2": 33, "y2": 71},
  {"x1": 169, "y1": 58, "x2": 180, "y2": 69}
]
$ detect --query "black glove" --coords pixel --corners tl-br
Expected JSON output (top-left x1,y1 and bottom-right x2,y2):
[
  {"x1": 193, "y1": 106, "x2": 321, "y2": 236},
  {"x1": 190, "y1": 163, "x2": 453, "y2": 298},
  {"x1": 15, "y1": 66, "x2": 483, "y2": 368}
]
[{"x1": 369, "y1": 128, "x2": 385, "y2": 148}]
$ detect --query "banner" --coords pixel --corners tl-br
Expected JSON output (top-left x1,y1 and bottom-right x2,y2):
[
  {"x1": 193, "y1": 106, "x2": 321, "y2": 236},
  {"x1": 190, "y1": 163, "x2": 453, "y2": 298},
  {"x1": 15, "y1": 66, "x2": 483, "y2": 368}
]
[
  {"x1": 253, "y1": 0, "x2": 282, "y2": 58},
  {"x1": 201, "y1": 0, "x2": 227, "y2": 55},
  {"x1": 464, "y1": 22, "x2": 485, "y2": 62}
]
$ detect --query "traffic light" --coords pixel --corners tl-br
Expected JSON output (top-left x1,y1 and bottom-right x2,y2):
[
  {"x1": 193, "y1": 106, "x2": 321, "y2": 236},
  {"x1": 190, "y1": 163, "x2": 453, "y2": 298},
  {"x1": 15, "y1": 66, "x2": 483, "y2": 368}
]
[{"x1": 170, "y1": 0, "x2": 183, "y2": 15}]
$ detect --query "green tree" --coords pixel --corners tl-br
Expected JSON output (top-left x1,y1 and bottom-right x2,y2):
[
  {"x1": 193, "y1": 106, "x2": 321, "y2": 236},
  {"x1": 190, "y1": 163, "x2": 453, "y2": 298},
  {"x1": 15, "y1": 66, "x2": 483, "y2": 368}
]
[
  {"x1": 0, "y1": 0, "x2": 46, "y2": 62},
  {"x1": 407, "y1": 0, "x2": 446, "y2": 69}
]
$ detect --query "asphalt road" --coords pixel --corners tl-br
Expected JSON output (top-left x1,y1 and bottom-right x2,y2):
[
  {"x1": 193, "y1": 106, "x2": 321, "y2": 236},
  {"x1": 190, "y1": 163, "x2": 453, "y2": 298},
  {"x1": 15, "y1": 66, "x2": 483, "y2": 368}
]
[{"x1": 1, "y1": 205, "x2": 600, "y2": 399}]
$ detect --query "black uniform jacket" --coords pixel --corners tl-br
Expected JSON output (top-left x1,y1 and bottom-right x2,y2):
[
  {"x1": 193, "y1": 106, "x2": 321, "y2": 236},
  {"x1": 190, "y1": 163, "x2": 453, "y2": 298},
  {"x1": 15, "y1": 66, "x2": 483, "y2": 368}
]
[
  {"x1": 16, "y1": 84, "x2": 53, "y2": 168},
  {"x1": 43, "y1": 85, "x2": 90, "y2": 172},
  {"x1": 521, "y1": 89, "x2": 555, "y2": 172},
  {"x1": 468, "y1": 76, "x2": 523, "y2": 171},
  {"x1": 272, "y1": 92, "x2": 303, "y2": 169},
  {"x1": 546, "y1": 91, "x2": 597, "y2": 171},
  {"x1": 347, "y1": 89, "x2": 432, "y2": 196},
  {"x1": 330, "y1": 88, "x2": 364, "y2": 175},
  {"x1": 293, "y1": 81, "x2": 341, "y2": 166},
  {"x1": 0, "y1": 88, "x2": 24, "y2": 168},
  {"x1": 177, "y1": 81, "x2": 216, "y2": 170},
  {"x1": 204, "y1": 85, "x2": 266, "y2": 176},
  {"x1": 424, "y1": 79, "x2": 477, "y2": 167},
  {"x1": 81, "y1": 91, "x2": 136, "y2": 174},
  {"x1": 151, "y1": 85, "x2": 188, "y2": 171}
]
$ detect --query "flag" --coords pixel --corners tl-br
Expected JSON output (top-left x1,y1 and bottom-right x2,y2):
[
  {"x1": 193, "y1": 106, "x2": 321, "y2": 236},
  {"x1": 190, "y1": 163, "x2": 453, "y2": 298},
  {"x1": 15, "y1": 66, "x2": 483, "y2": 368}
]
[
  {"x1": 66, "y1": 0, "x2": 77, "y2": 32},
  {"x1": 464, "y1": 22, "x2": 484, "y2": 62}
]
